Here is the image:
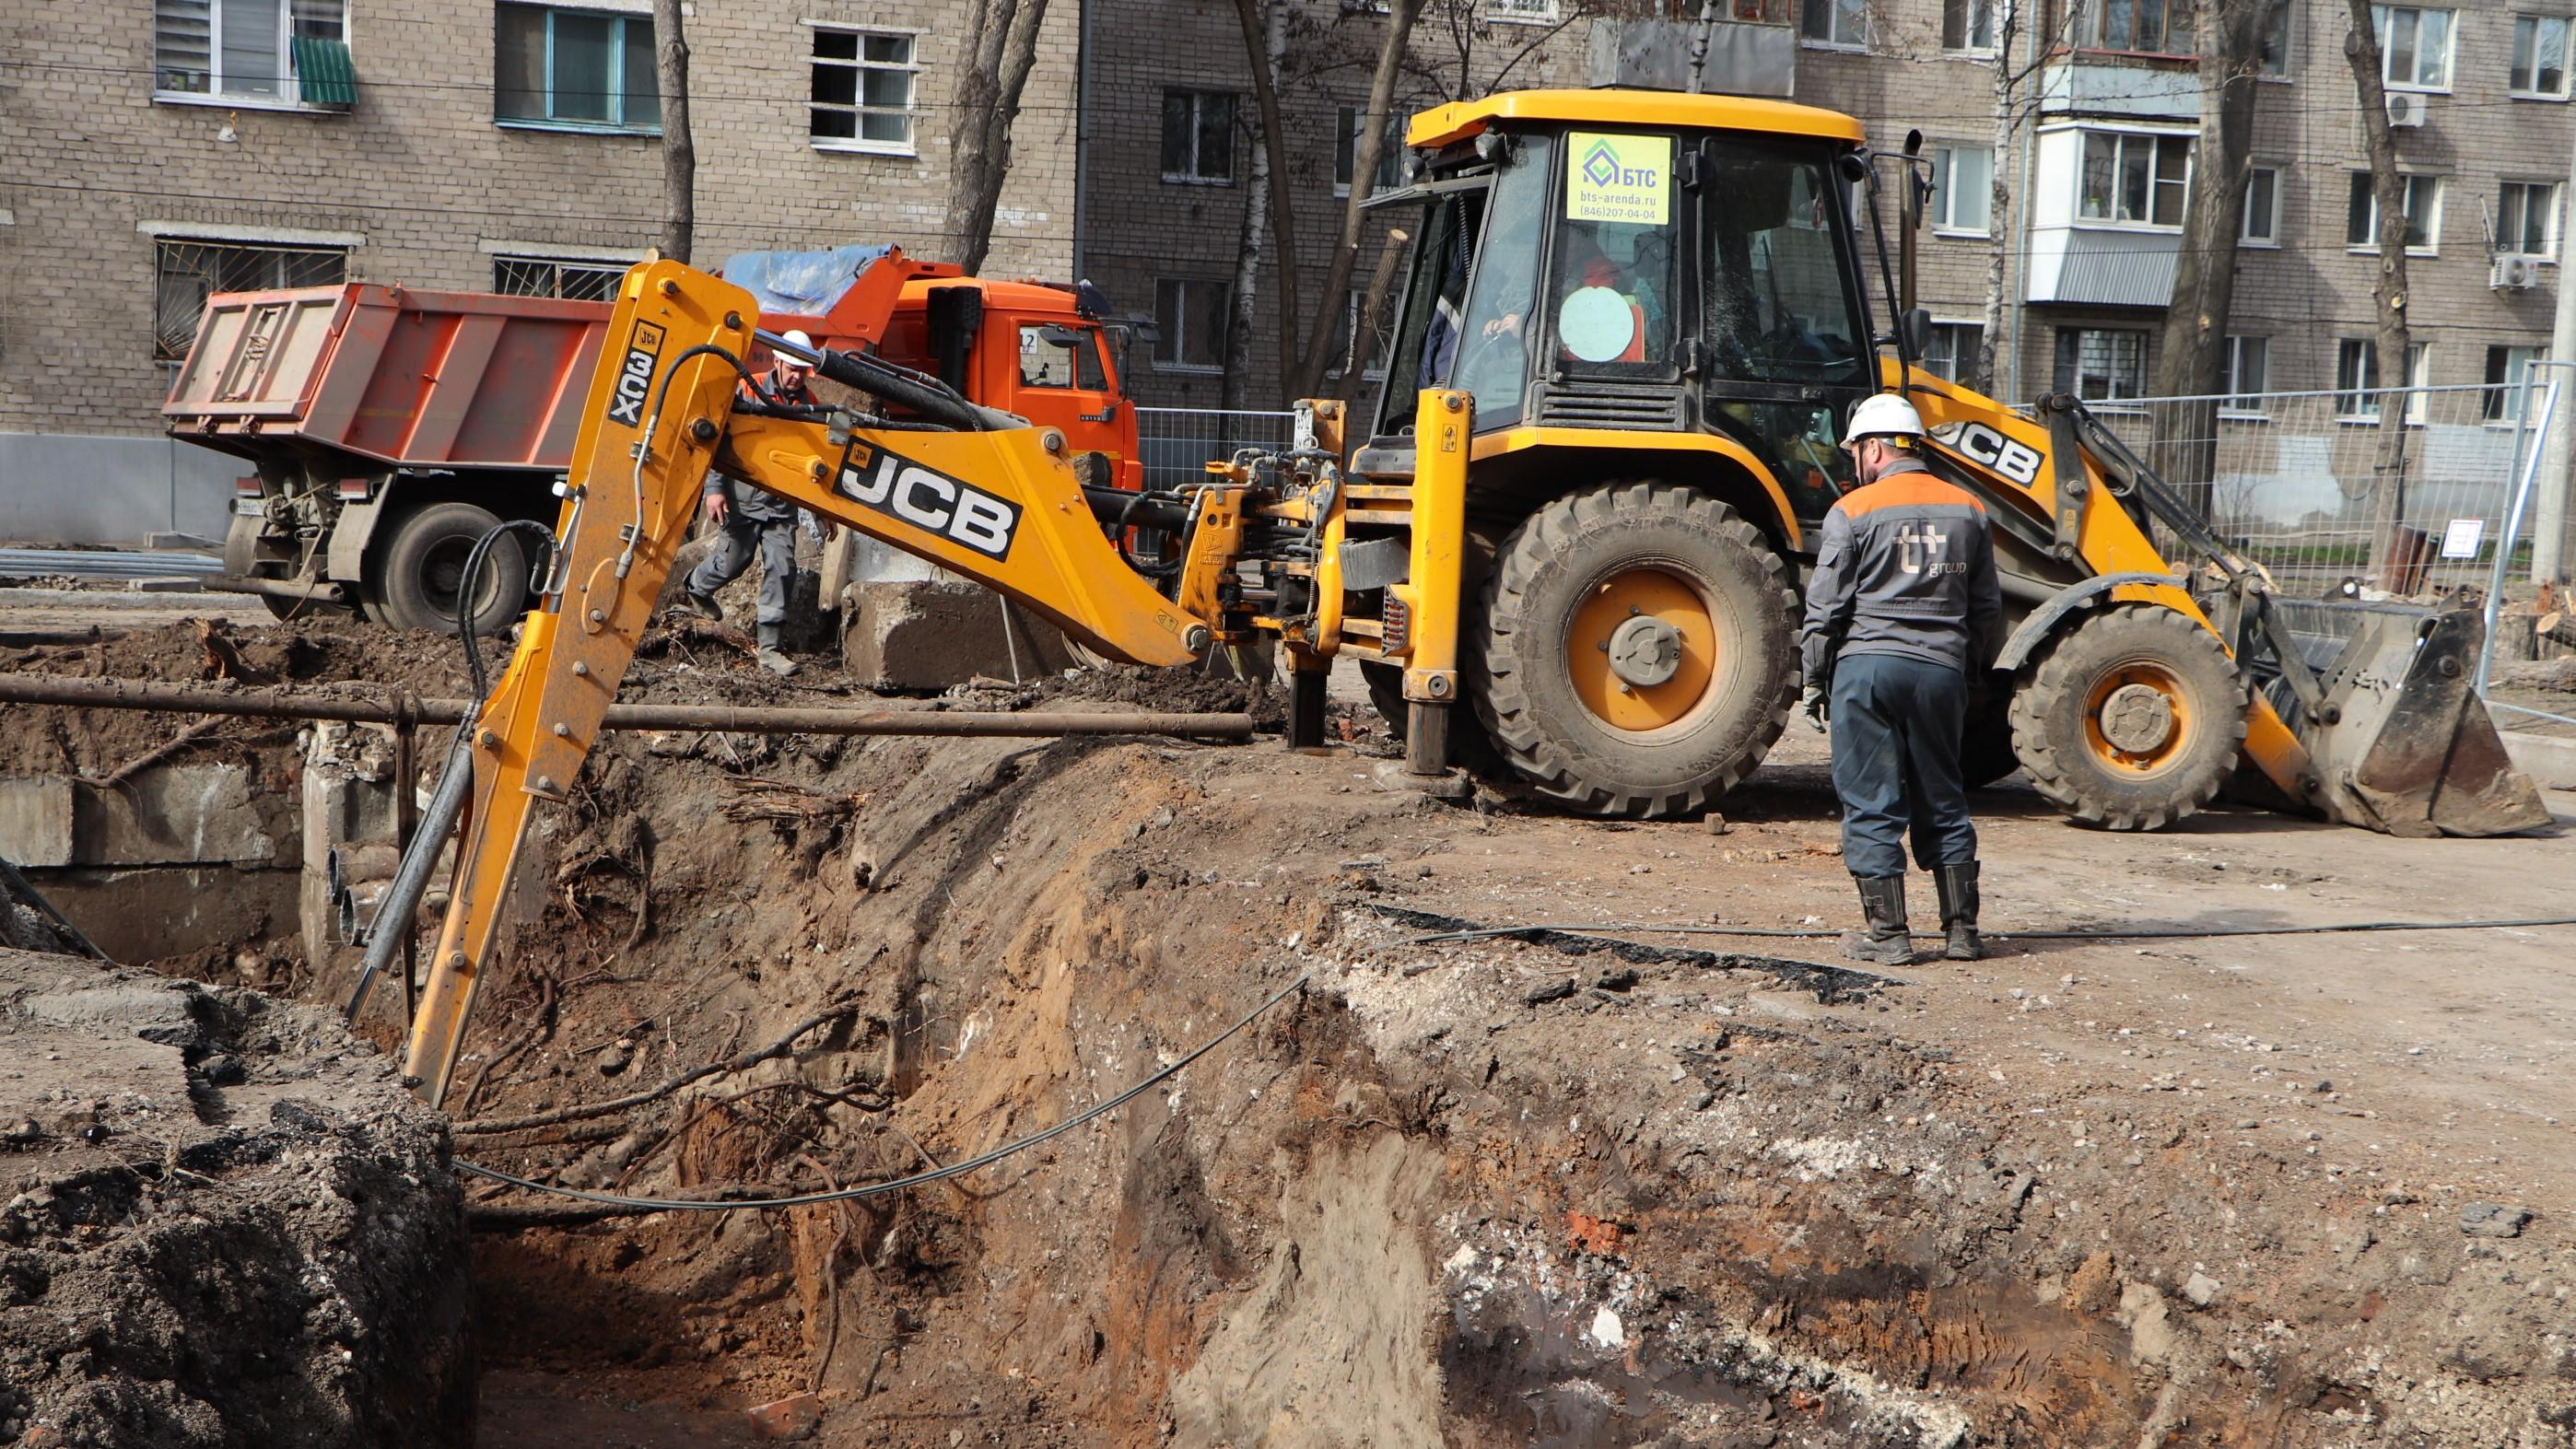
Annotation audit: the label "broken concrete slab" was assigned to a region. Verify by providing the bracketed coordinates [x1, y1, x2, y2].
[0, 777, 74, 868]
[838, 578, 1077, 690]
[74, 764, 279, 866]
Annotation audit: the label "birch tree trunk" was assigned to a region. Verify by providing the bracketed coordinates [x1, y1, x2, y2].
[652, 0, 693, 263]
[1230, 0, 1300, 401]
[943, 0, 1054, 277]
[1221, 103, 1271, 409]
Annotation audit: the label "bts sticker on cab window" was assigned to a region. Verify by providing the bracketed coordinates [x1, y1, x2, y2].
[1566, 133, 1671, 227]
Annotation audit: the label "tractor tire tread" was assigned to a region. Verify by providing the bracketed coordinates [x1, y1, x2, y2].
[2008, 602, 2248, 832]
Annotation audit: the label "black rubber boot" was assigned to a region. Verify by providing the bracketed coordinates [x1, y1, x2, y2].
[684, 589, 724, 622]
[1935, 861, 1983, 962]
[1839, 873, 1914, 965]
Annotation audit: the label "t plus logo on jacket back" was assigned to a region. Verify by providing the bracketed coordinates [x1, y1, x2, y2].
[1898, 521, 1966, 577]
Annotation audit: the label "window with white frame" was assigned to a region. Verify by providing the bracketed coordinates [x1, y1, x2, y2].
[2241, 165, 2281, 244]
[2373, 6, 2454, 89]
[2512, 16, 2570, 98]
[496, 4, 659, 132]
[2259, 0, 2293, 75]
[1161, 90, 1235, 184]
[2219, 335, 2269, 413]
[2052, 327, 2149, 403]
[2335, 337, 2430, 421]
[1335, 107, 1405, 198]
[155, 0, 347, 104]
[811, 28, 918, 151]
[2498, 181, 2561, 256]
[1485, 0, 1562, 21]
[1799, 0, 1868, 48]
[2094, 0, 2193, 53]
[1153, 278, 1230, 371]
[2078, 132, 2191, 228]
[1931, 145, 1993, 234]
[153, 239, 345, 361]
[2345, 172, 2441, 252]
[1942, 0, 2000, 52]
[493, 255, 627, 300]
[2486, 345, 2545, 421]
[1923, 321, 1985, 382]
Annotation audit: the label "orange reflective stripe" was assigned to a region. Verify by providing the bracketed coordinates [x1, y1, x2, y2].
[1831, 473, 1985, 519]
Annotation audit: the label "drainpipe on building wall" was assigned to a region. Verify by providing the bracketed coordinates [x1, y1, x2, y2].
[1071, 0, 1095, 281]
[2535, 132, 2576, 584]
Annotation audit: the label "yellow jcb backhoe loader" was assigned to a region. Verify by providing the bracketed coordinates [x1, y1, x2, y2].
[361, 88, 2543, 1105]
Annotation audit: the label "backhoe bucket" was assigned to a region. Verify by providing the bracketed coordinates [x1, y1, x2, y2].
[2261, 599, 2550, 838]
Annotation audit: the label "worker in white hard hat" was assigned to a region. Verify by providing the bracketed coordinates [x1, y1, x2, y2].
[1797, 392, 2003, 965]
[685, 330, 825, 675]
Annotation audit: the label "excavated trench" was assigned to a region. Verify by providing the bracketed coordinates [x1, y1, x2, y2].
[4, 621, 2569, 1446]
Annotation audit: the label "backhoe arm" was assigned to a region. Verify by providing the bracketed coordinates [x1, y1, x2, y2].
[400, 259, 1207, 1104]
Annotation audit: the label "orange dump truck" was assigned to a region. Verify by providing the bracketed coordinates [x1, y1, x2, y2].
[165, 249, 1142, 632]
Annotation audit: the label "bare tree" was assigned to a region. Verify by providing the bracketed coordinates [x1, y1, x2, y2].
[1230, 0, 1301, 398]
[2340, 0, 2418, 586]
[1973, 0, 2080, 396]
[651, 0, 692, 263]
[943, 0, 1054, 276]
[2148, 0, 2274, 515]
[1283, 0, 1431, 401]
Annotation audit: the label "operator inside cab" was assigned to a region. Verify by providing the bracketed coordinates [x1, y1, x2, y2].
[1798, 393, 2003, 966]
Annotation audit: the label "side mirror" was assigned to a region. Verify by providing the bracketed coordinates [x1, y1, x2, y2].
[1902, 307, 1934, 360]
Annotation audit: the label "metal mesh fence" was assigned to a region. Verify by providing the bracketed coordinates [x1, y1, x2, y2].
[1133, 407, 1297, 489]
[2101, 384, 2542, 595]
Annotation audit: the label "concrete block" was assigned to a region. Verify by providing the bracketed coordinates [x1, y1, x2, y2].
[2500, 730, 2576, 791]
[74, 765, 280, 867]
[837, 579, 1079, 690]
[34, 865, 300, 964]
[0, 777, 76, 868]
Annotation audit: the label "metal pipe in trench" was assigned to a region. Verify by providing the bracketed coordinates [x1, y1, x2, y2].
[0, 674, 1258, 740]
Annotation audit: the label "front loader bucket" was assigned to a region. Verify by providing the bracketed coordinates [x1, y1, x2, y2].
[2259, 599, 2551, 838]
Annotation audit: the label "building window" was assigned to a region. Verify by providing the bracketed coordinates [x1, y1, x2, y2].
[1799, 0, 1868, 48]
[1161, 90, 1236, 184]
[2373, 6, 2454, 90]
[2259, 0, 2293, 76]
[2219, 335, 2269, 414]
[1336, 107, 1405, 198]
[2487, 345, 2546, 420]
[2512, 16, 2570, 98]
[2345, 172, 2441, 252]
[153, 240, 345, 361]
[810, 28, 918, 152]
[2241, 165, 2281, 244]
[2053, 327, 2149, 403]
[496, 4, 659, 132]
[1485, 0, 1562, 21]
[154, 0, 348, 105]
[1153, 278, 1230, 371]
[2336, 338, 2430, 421]
[1931, 145, 1994, 234]
[2499, 181, 2561, 257]
[493, 255, 627, 300]
[2095, 0, 2193, 54]
[1942, 0, 2000, 52]
[1923, 321, 1985, 382]
[2078, 132, 2191, 228]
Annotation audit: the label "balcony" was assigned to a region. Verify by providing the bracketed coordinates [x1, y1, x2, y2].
[2038, 57, 2200, 122]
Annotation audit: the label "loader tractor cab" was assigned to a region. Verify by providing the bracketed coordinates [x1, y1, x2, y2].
[1352, 91, 1898, 814]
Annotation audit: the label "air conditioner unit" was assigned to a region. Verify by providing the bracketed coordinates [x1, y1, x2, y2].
[2386, 91, 2429, 128]
[2491, 256, 2541, 290]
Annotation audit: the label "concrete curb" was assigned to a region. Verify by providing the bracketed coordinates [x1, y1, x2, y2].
[2501, 730, 2576, 790]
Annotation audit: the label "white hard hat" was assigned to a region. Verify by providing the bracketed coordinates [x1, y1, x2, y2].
[1841, 392, 1926, 448]
[777, 329, 815, 364]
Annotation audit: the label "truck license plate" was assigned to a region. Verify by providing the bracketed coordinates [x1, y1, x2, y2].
[234, 499, 266, 519]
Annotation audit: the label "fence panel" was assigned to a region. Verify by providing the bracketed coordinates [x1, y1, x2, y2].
[1134, 407, 1297, 489]
[2102, 384, 2538, 595]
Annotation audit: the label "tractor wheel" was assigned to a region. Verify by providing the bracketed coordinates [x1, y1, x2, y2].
[363, 501, 527, 636]
[1468, 482, 1797, 817]
[2008, 603, 2248, 830]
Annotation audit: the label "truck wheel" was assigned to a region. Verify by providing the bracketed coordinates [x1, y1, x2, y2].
[2008, 603, 2247, 830]
[1469, 482, 1797, 818]
[367, 501, 527, 635]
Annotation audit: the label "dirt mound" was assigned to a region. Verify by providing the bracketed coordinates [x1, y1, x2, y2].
[0, 948, 471, 1447]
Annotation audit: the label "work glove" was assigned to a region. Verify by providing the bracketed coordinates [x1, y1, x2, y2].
[1803, 685, 1829, 732]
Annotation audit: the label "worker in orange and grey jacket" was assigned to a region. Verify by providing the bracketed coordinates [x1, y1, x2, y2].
[1798, 392, 2004, 966]
[684, 330, 828, 676]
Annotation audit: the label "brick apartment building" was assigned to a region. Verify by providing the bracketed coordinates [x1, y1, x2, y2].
[0, 0, 1081, 542]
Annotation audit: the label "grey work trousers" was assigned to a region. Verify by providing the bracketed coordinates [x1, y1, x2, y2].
[687, 515, 796, 626]
[1827, 651, 1978, 879]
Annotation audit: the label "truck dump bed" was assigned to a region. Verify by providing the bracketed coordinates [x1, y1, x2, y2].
[162, 284, 606, 472]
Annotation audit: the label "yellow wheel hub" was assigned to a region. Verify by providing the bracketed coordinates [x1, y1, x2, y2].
[2083, 661, 2193, 775]
[1568, 567, 1717, 733]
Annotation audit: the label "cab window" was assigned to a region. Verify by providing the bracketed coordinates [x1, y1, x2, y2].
[1700, 138, 1871, 388]
[1545, 131, 1680, 374]
[1018, 324, 1106, 390]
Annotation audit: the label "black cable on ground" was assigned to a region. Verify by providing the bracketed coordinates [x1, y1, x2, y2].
[1390, 915, 2576, 948]
[457, 974, 1307, 1212]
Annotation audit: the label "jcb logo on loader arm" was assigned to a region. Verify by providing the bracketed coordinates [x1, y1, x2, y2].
[836, 444, 1023, 560]
[1932, 421, 2043, 488]
[603, 320, 667, 429]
